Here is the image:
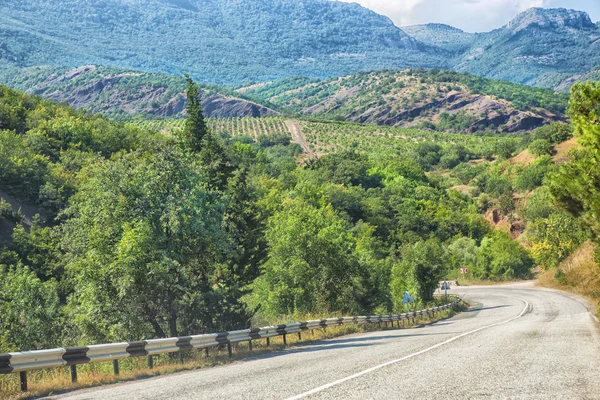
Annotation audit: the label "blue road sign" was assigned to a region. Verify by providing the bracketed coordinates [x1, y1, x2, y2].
[402, 291, 414, 304]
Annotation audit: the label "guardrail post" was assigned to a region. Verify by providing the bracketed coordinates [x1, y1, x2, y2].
[19, 371, 27, 392]
[147, 355, 154, 369]
[205, 347, 209, 358]
[266, 337, 270, 346]
[283, 334, 287, 345]
[248, 340, 253, 351]
[178, 350, 184, 364]
[70, 365, 78, 383]
[297, 332, 302, 341]
[227, 343, 233, 358]
[113, 360, 119, 376]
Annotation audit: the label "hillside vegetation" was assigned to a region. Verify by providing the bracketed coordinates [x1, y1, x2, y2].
[241, 69, 567, 132]
[0, 80, 542, 357]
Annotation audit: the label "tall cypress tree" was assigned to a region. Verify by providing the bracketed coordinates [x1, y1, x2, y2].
[183, 74, 208, 152]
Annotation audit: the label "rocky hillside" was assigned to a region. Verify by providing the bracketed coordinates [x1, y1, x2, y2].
[2, 65, 277, 119]
[241, 69, 566, 133]
[2, 64, 567, 132]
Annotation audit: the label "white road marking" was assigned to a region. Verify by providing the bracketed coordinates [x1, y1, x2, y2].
[284, 299, 530, 400]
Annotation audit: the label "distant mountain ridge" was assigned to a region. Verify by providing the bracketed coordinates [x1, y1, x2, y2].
[452, 8, 600, 88]
[0, 1, 598, 89]
[0, 0, 440, 84]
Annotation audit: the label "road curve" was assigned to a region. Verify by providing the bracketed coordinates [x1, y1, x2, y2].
[50, 283, 600, 400]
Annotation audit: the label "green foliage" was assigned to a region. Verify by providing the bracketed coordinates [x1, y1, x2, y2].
[0, 264, 62, 351]
[451, 162, 483, 185]
[0, 84, 156, 205]
[474, 231, 533, 280]
[528, 139, 554, 157]
[251, 200, 365, 317]
[182, 75, 209, 152]
[63, 149, 228, 342]
[529, 213, 588, 270]
[549, 82, 600, 237]
[447, 237, 478, 273]
[391, 239, 447, 304]
[513, 156, 553, 192]
[436, 112, 478, 133]
[0, 130, 49, 200]
[532, 123, 573, 144]
[523, 188, 589, 270]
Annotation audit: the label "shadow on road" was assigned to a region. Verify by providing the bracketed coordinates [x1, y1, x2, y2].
[245, 331, 462, 362]
[463, 305, 510, 313]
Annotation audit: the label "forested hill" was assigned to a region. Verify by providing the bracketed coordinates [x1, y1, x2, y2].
[1, 1, 599, 88]
[0, 0, 443, 84]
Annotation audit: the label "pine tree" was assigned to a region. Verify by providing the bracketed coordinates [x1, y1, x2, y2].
[183, 74, 208, 152]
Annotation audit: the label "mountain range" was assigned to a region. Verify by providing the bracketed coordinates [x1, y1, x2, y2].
[1, 0, 599, 89]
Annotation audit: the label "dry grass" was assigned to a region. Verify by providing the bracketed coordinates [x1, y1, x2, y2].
[553, 137, 579, 164]
[537, 241, 600, 315]
[0, 306, 461, 400]
[512, 148, 535, 166]
[448, 277, 526, 286]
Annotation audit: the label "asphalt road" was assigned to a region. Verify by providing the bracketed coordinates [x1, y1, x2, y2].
[50, 282, 600, 400]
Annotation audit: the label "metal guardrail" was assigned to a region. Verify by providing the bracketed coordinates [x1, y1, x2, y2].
[0, 297, 461, 392]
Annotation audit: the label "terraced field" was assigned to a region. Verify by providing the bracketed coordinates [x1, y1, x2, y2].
[300, 120, 524, 157]
[132, 117, 290, 139]
[131, 117, 524, 162]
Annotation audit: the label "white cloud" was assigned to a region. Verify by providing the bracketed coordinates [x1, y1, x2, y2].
[338, 0, 600, 32]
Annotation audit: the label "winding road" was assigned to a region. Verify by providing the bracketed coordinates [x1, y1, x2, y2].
[50, 282, 600, 399]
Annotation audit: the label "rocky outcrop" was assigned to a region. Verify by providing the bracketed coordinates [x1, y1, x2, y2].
[202, 95, 277, 118]
[338, 91, 563, 133]
[26, 67, 278, 119]
[507, 8, 596, 34]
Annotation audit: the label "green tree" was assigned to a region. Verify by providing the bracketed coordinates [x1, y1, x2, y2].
[392, 239, 447, 304]
[63, 148, 227, 342]
[549, 82, 600, 238]
[0, 264, 62, 352]
[182, 75, 208, 153]
[475, 231, 533, 280]
[251, 200, 363, 317]
[528, 139, 554, 157]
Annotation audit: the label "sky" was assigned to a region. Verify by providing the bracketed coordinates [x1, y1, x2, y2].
[339, 0, 600, 32]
